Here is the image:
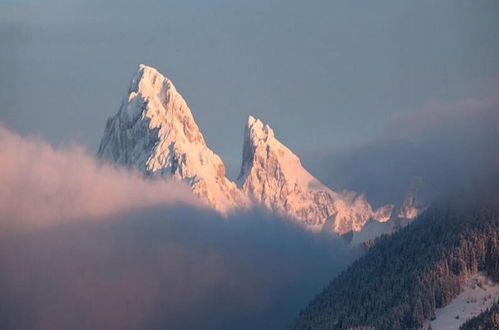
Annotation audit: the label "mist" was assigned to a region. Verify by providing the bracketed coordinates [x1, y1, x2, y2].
[303, 83, 499, 208]
[0, 125, 201, 227]
[0, 125, 358, 330]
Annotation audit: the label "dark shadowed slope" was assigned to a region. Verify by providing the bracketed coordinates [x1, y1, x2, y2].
[290, 202, 499, 330]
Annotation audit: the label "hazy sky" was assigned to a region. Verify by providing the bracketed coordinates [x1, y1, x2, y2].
[1, 0, 499, 175]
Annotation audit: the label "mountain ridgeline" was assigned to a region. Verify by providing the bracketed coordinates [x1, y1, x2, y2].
[290, 202, 499, 329]
[98, 64, 415, 234]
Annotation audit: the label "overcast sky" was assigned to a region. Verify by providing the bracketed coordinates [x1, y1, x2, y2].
[1, 0, 499, 176]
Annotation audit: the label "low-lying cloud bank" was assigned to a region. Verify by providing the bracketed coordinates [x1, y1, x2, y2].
[0, 126, 358, 330]
[0, 125, 200, 227]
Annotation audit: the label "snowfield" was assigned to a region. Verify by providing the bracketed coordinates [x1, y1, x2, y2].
[425, 272, 499, 330]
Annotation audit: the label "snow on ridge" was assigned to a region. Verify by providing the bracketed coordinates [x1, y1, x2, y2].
[99, 65, 396, 234]
[238, 115, 394, 234]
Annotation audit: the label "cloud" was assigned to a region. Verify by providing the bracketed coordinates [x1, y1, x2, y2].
[0, 125, 358, 330]
[384, 83, 499, 143]
[0, 125, 201, 228]
[303, 84, 499, 206]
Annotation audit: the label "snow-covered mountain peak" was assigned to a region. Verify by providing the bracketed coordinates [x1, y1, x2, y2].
[246, 115, 275, 142]
[238, 116, 393, 233]
[128, 64, 182, 111]
[239, 115, 311, 186]
[98, 65, 247, 213]
[119, 64, 205, 147]
[98, 65, 394, 233]
[131, 64, 176, 96]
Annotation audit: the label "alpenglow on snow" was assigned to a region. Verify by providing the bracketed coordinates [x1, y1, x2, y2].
[98, 64, 394, 234]
[97, 64, 248, 213]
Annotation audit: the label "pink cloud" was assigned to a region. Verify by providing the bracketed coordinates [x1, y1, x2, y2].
[0, 125, 202, 228]
[384, 84, 499, 141]
[0, 125, 359, 330]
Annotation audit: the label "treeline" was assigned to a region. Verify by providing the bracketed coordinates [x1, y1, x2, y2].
[459, 300, 499, 330]
[290, 204, 499, 329]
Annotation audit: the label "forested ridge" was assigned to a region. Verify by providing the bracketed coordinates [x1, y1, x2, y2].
[290, 203, 499, 330]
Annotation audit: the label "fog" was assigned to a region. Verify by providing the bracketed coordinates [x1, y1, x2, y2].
[303, 83, 499, 208]
[0, 125, 202, 228]
[0, 126, 358, 330]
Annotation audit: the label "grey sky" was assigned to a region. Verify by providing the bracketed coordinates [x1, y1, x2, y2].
[1, 0, 499, 176]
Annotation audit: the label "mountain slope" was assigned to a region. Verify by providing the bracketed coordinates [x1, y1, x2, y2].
[425, 272, 499, 330]
[290, 203, 499, 329]
[98, 64, 247, 212]
[459, 300, 499, 330]
[237, 116, 393, 234]
[98, 64, 395, 234]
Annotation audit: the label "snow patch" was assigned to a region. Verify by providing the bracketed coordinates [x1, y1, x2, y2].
[425, 272, 499, 330]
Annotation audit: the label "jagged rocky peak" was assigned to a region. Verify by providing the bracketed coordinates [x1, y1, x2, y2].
[98, 64, 248, 212]
[98, 64, 396, 233]
[237, 115, 393, 234]
[238, 115, 302, 184]
[239, 115, 274, 179]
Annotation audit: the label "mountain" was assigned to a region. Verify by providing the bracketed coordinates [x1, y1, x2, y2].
[98, 64, 394, 233]
[98, 64, 248, 213]
[290, 203, 499, 329]
[237, 116, 393, 234]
